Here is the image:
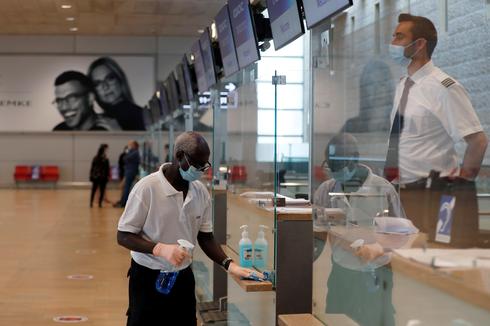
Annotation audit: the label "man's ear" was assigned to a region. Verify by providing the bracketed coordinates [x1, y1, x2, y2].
[175, 150, 184, 161]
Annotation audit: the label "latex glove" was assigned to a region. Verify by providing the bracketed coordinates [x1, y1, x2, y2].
[354, 243, 385, 262]
[152, 243, 190, 267]
[228, 262, 264, 279]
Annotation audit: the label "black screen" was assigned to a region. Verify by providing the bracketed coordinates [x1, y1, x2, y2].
[165, 72, 180, 112]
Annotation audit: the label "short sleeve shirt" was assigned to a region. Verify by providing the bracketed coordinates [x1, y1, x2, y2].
[117, 163, 213, 271]
[390, 61, 483, 184]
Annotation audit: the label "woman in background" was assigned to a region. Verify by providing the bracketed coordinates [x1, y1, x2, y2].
[88, 57, 145, 131]
[90, 144, 110, 208]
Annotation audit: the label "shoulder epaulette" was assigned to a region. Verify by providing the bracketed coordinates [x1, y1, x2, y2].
[441, 77, 455, 88]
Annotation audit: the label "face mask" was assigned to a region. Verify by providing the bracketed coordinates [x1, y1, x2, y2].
[389, 39, 420, 66]
[179, 155, 204, 182]
[331, 166, 356, 183]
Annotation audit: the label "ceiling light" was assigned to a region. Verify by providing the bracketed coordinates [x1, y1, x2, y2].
[66, 17, 75, 21]
[61, 5, 72, 9]
[197, 29, 204, 34]
[69, 27, 78, 32]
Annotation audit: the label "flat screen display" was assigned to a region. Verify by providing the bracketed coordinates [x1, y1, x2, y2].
[165, 72, 180, 112]
[158, 83, 171, 118]
[175, 63, 188, 104]
[302, 0, 353, 29]
[215, 5, 240, 77]
[191, 40, 208, 93]
[149, 96, 161, 124]
[200, 28, 217, 89]
[142, 106, 152, 129]
[182, 54, 196, 101]
[228, 0, 260, 70]
[266, 0, 304, 50]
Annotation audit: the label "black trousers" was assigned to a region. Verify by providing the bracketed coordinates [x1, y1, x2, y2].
[90, 179, 107, 206]
[126, 259, 197, 326]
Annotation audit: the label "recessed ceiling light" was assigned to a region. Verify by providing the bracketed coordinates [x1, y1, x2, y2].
[61, 5, 72, 9]
[66, 17, 75, 21]
[69, 27, 78, 32]
[197, 29, 204, 34]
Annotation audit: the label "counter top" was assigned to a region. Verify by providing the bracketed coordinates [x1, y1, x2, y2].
[221, 245, 273, 292]
[228, 192, 312, 221]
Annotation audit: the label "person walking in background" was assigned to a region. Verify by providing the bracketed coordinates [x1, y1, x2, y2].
[118, 145, 128, 182]
[114, 140, 140, 208]
[90, 144, 110, 208]
[88, 57, 146, 131]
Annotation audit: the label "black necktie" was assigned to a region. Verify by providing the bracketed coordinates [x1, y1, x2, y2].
[384, 77, 414, 181]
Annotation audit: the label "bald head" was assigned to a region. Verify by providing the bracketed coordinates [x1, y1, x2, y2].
[174, 131, 210, 161]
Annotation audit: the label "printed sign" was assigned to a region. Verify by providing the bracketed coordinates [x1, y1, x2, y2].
[435, 195, 456, 243]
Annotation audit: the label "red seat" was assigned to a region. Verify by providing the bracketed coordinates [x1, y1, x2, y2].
[228, 165, 247, 184]
[40, 166, 59, 182]
[14, 166, 32, 181]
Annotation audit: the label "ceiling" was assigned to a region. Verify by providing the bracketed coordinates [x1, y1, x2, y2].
[0, 0, 227, 36]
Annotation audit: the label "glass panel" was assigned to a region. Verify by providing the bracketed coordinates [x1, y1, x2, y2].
[257, 83, 304, 109]
[311, 1, 490, 326]
[258, 109, 303, 136]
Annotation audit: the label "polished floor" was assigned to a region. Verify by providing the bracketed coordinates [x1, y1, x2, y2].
[0, 189, 130, 325]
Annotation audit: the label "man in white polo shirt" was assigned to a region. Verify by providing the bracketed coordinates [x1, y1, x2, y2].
[386, 13, 488, 185]
[117, 131, 254, 325]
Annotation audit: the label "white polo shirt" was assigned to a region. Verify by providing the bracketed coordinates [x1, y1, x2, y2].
[390, 60, 483, 184]
[118, 163, 213, 271]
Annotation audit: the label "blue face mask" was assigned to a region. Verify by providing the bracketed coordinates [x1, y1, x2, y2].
[179, 154, 204, 182]
[389, 39, 420, 66]
[331, 166, 356, 183]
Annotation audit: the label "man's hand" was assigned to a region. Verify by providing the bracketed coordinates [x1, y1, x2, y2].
[227, 262, 264, 279]
[354, 243, 385, 262]
[152, 243, 190, 267]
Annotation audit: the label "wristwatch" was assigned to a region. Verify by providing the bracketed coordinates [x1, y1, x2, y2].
[221, 257, 233, 271]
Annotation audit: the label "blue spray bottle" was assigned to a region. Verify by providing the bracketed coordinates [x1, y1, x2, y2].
[253, 225, 268, 269]
[239, 225, 253, 268]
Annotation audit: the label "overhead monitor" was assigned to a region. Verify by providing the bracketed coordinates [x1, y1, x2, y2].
[149, 96, 161, 124]
[182, 54, 197, 101]
[302, 0, 353, 29]
[142, 106, 152, 129]
[215, 5, 240, 77]
[191, 40, 208, 93]
[199, 27, 217, 89]
[158, 83, 171, 118]
[165, 72, 180, 112]
[228, 0, 260, 70]
[175, 63, 189, 104]
[266, 0, 305, 50]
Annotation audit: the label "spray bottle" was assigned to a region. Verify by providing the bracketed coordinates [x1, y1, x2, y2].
[253, 225, 269, 269]
[239, 225, 253, 268]
[155, 239, 195, 295]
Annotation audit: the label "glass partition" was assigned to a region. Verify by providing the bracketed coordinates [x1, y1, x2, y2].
[210, 33, 311, 324]
[311, 1, 490, 325]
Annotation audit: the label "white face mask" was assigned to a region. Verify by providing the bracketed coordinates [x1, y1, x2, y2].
[389, 39, 420, 66]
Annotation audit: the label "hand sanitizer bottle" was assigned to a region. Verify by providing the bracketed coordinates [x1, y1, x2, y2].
[239, 225, 253, 268]
[155, 239, 194, 295]
[254, 225, 268, 269]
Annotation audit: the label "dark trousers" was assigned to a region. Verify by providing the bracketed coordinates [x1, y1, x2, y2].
[120, 172, 137, 206]
[126, 259, 197, 326]
[90, 179, 107, 207]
